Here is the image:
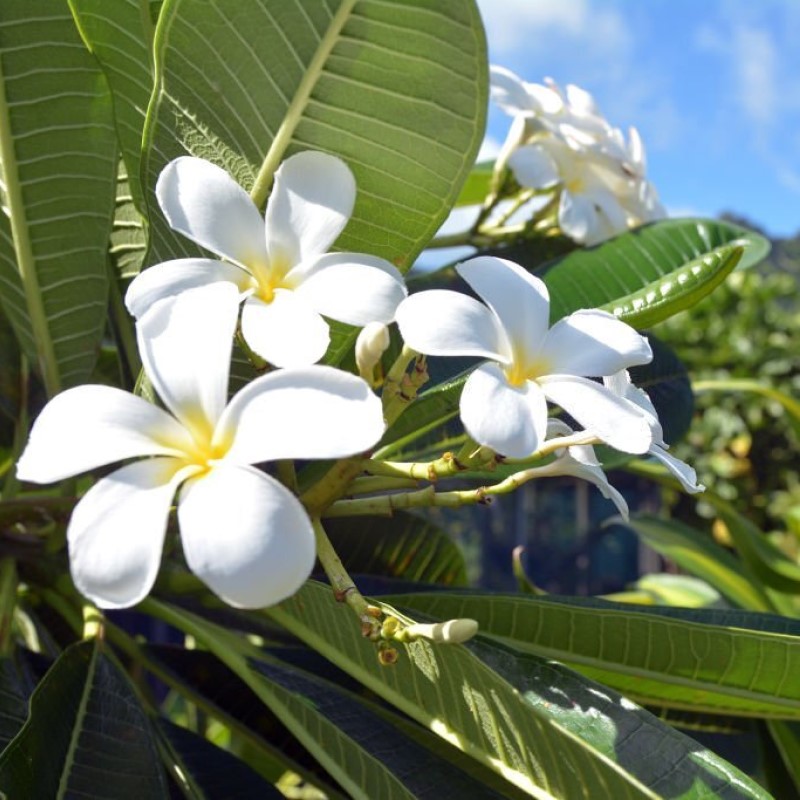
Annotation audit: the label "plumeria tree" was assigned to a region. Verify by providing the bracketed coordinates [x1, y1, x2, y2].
[0, 1, 797, 798]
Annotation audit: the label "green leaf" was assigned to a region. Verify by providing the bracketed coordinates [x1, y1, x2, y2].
[0, 653, 40, 750]
[376, 368, 470, 460]
[110, 161, 147, 279]
[393, 591, 800, 720]
[624, 514, 774, 612]
[630, 334, 693, 445]
[145, 644, 348, 799]
[455, 160, 492, 207]
[703, 492, 800, 595]
[325, 511, 469, 586]
[0, 0, 117, 395]
[248, 654, 513, 800]
[157, 719, 285, 799]
[143, 0, 487, 272]
[263, 583, 770, 799]
[767, 720, 800, 796]
[68, 0, 156, 214]
[620, 574, 723, 608]
[542, 218, 770, 326]
[0, 640, 169, 798]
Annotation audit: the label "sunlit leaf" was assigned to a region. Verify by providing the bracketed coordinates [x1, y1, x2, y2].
[142, 0, 487, 272]
[266, 581, 767, 798]
[394, 591, 800, 720]
[542, 218, 770, 326]
[624, 514, 774, 612]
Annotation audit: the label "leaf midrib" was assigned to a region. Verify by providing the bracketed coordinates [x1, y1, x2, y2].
[56, 644, 97, 799]
[247, 0, 359, 206]
[0, 50, 60, 396]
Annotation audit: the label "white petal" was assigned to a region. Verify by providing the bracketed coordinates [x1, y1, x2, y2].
[540, 375, 652, 454]
[558, 191, 595, 243]
[218, 365, 384, 464]
[541, 310, 652, 376]
[650, 446, 705, 494]
[489, 65, 533, 116]
[603, 370, 664, 444]
[156, 157, 267, 267]
[508, 145, 560, 189]
[125, 258, 251, 319]
[68, 458, 187, 609]
[395, 290, 508, 361]
[178, 465, 315, 608]
[460, 363, 548, 458]
[17, 386, 192, 484]
[240, 292, 329, 367]
[264, 151, 355, 267]
[291, 253, 407, 325]
[566, 460, 629, 520]
[456, 257, 550, 369]
[137, 282, 239, 436]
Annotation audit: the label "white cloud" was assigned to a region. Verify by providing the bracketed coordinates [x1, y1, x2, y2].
[696, 22, 778, 130]
[477, 135, 502, 162]
[476, 0, 630, 61]
[476, 0, 589, 56]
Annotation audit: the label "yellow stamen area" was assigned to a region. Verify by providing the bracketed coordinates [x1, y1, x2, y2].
[164, 407, 234, 475]
[504, 356, 551, 388]
[249, 253, 293, 305]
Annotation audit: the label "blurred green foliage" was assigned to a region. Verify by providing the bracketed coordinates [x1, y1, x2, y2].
[656, 218, 799, 536]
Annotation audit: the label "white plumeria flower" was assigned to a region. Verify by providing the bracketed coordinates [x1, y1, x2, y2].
[395, 256, 654, 459]
[489, 65, 665, 245]
[126, 151, 407, 367]
[508, 139, 631, 245]
[533, 420, 629, 519]
[17, 283, 385, 610]
[604, 370, 704, 494]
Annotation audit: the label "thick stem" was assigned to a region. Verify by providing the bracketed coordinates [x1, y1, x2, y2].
[0, 558, 17, 656]
[312, 518, 378, 636]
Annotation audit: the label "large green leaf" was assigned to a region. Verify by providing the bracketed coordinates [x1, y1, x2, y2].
[704, 493, 800, 595]
[624, 514, 774, 612]
[69, 0, 155, 214]
[142, 0, 487, 272]
[144, 644, 349, 799]
[542, 218, 770, 326]
[263, 582, 767, 798]
[393, 591, 800, 720]
[248, 655, 511, 800]
[325, 511, 469, 586]
[0, 640, 169, 798]
[0, 0, 117, 395]
[157, 719, 285, 799]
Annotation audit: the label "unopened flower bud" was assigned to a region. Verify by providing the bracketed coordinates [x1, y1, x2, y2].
[397, 618, 479, 645]
[356, 322, 391, 385]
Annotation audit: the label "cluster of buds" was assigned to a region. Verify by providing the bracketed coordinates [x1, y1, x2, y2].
[490, 65, 665, 245]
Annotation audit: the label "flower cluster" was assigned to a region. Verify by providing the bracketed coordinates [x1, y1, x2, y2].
[17, 149, 699, 612]
[490, 66, 665, 245]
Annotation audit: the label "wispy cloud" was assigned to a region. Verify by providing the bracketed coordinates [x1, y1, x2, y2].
[696, 22, 778, 130]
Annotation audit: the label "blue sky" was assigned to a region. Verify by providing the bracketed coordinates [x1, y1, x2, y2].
[475, 0, 800, 238]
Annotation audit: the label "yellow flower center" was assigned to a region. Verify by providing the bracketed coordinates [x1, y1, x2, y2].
[248, 253, 293, 304]
[504, 356, 550, 388]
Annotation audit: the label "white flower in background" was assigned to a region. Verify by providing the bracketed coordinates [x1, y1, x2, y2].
[126, 151, 407, 367]
[489, 65, 665, 245]
[604, 370, 704, 494]
[17, 283, 385, 610]
[533, 420, 630, 519]
[395, 256, 654, 459]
